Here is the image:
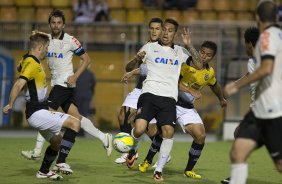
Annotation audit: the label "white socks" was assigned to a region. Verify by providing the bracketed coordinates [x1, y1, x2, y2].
[81, 116, 107, 146]
[155, 138, 174, 173]
[35, 132, 45, 154]
[230, 163, 248, 184]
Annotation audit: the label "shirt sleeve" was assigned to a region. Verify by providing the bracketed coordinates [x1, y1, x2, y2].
[70, 36, 85, 56]
[19, 58, 34, 81]
[260, 30, 277, 58]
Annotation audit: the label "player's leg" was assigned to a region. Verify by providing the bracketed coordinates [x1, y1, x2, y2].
[176, 106, 204, 179]
[229, 111, 259, 184]
[66, 103, 113, 156]
[153, 96, 176, 182]
[21, 132, 45, 160]
[183, 123, 205, 179]
[115, 106, 137, 164]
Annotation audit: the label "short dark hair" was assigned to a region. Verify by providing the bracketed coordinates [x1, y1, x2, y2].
[48, 9, 65, 24]
[29, 32, 49, 49]
[164, 18, 179, 32]
[201, 41, 217, 57]
[244, 27, 260, 47]
[148, 17, 163, 27]
[256, 1, 277, 22]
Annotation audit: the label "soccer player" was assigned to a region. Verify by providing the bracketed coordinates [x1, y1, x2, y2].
[125, 18, 203, 182]
[115, 17, 163, 164]
[3, 32, 80, 179]
[224, 1, 282, 184]
[221, 27, 260, 184]
[21, 9, 112, 160]
[138, 40, 227, 179]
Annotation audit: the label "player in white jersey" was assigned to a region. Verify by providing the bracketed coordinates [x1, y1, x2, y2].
[3, 32, 81, 179]
[125, 18, 203, 182]
[224, 2, 282, 184]
[221, 27, 260, 184]
[21, 9, 112, 161]
[115, 17, 163, 164]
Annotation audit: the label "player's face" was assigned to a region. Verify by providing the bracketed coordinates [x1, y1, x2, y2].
[161, 22, 176, 46]
[148, 22, 162, 42]
[49, 16, 64, 36]
[199, 47, 214, 64]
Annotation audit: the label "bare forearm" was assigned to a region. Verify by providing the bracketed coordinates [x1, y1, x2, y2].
[211, 83, 225, 100]
[125, 58, 141, 72]
[185, 45, 202, 69]
[9, 80, 25, 106]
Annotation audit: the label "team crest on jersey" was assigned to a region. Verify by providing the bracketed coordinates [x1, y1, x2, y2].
[155, 57, 179, 65]
[204, 74, 209, 81]
[47, 52, 63, 58]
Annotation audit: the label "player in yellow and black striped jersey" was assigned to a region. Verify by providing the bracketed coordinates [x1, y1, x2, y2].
[3, 32, 81, 179]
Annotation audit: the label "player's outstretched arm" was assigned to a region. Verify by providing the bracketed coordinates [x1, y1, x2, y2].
[121, 68, 141, 84]
[181, 27, 202, 70]
[3, 78, 26, 114]
[210, 82, 227, 108]
[125, 51, 146, 72]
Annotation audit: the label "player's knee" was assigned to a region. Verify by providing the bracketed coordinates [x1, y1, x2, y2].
[194, 133, 206, 144]
[63, 116, 80, 132]
[117, 112, 124, 124]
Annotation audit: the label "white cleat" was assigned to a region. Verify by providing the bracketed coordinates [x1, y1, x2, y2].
[36, 171, 63, 180]
[104, 133, 113, 156]
[52, 163, 73, 175]
[152, 155, 171, 168]
[21, 149, 41, 160]
[115, 152, 138, 164]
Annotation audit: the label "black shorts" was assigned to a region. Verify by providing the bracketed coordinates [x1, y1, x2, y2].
[136, 93, 176, 128]
[236, 110, 282, 160]
[48, 85, 77, 113]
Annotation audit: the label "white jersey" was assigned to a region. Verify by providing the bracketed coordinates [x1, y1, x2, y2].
[140, 41, 189, 101]
[47, 32, 85, 87]
[247, 58, 257, 107]
[252, 26, 282, 119]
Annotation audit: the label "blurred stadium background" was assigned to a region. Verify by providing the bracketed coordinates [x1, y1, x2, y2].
[0, 0, 279, 139]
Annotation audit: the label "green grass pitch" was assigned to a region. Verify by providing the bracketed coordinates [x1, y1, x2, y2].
[0, 138, 281, 184]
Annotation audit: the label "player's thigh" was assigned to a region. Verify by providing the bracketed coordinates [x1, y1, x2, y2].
[155, 96, 176, 128]
[62, 116, 80, 132]
[28, 109, 69, 142]
[136, 93, 157, 122]
[176, 106, 203, 133]
[146, 123, 158, 137]
[231, 138, 257, 163]
[67, 103, 82, 120]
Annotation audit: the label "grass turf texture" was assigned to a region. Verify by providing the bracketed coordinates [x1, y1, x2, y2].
[0, 138, 281, 184]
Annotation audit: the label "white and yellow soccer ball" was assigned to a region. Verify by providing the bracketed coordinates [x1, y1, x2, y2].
[113, 132, 134, 153]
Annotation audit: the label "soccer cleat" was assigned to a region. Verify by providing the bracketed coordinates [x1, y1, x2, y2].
[52, 163, 73, 175]
[138, 159, 151, 172]
[104, 133, 113, 156]
[152, 155, 171, 168]
[153, 171, 164, 182]
[221, 177, 230, 184]
[184, 170, 202, 179]
[126, 150, 137, 169]
[21, 149, 41, 160]
[36, 171, 63, 180]
[115, 153, 128, 164]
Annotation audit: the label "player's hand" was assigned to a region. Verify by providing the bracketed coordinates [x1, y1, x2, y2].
[224, 82, 238, 97]
[66, 75, 77, 87]
[136, 51, 146, 61]
[3, 104, 12, 114]
[121, 72, 133, 84]
[219, 98, 227, 108]
[181, 27, 192, 47]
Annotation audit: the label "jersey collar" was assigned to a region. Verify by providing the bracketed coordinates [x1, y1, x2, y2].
[51, 31, 65, 40]
[157, 40, 175, 49]
[24, 54, 40, 64]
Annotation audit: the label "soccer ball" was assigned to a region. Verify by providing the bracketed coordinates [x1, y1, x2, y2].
[113, 132, 134, 153]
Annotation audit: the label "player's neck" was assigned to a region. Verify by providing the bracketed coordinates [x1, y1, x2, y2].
[52, 31, 63, 39]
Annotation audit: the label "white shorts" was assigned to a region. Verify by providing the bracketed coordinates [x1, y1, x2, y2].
[28, 109, 70, 141]
[122, 88, 141, 109]
[176, 105, 203, 133]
